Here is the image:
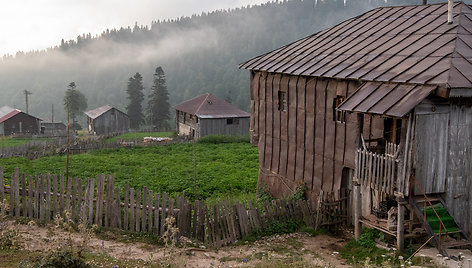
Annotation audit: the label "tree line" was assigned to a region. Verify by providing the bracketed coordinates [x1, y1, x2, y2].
[63, 66, 170, 131]
[0, 0, 430, 123]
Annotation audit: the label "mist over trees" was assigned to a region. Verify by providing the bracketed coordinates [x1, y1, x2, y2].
[126, 73, 145, 129]
[0, 0, 439, 124]
[147, 67, 171, 130]
[63, 82, 87, 130]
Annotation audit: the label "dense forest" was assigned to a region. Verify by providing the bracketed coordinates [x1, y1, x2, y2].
[0, 0, 450, 125]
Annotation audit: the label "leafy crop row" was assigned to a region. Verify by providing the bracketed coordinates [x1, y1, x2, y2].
[0, 142, 259, 201]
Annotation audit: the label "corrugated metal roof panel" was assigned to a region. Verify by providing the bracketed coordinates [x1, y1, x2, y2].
[84, 105, 113, 119]
[239, 2, 472, 90]
[0, 110, 21, 124]
[338, 82, 437, 117]
[173, 93, 250, 118]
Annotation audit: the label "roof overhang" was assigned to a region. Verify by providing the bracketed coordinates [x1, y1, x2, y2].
[337, 82, 438, 118]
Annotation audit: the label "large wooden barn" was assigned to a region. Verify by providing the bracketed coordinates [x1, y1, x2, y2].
[173, 93, 250, 139]
[240, 1, 472, 254]
[85, 105, 130, 136]
[0, 106, 41, 136]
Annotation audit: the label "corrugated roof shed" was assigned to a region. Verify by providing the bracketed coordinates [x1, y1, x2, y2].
[239, 2, 472, 89]
[85, 105, 128, 119]
[173, 93, 250, 118]
[0, 105, 42, 123]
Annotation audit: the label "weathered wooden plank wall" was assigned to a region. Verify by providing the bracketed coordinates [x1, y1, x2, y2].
[444, 103, 472, 236]
[0, 168, 349, 247]
[250, 72, 383, 200]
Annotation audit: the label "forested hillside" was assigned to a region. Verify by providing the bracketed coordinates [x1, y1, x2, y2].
[0, 0, 434, 124]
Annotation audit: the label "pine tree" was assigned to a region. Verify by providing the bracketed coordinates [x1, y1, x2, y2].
[126, 72, 145, 129]
[63, 82, 87, 130]
[147, 66, 170, 130]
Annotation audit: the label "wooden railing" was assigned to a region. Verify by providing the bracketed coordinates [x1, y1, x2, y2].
[0, 168, 349, 248]
[354, 148, 401, 195]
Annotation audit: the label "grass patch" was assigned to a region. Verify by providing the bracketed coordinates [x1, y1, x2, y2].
[340, 228, 388, 265]
[106, 131, 175, 143]
[198, 134, 250, 144]
[94, 227, 162, 245]
[0, 137, 50, 148]
[0, 142, 258, 201]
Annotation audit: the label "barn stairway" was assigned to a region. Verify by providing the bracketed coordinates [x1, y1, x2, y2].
[410, 194, 472, 257]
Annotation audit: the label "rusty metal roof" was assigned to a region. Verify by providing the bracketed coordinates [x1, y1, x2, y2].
[337, 82, 438, 117]
[173, 93, 250, 119]
[0, 105, 42, 123]
[85, 105, 127, 119]
[239, 2, 472, 89]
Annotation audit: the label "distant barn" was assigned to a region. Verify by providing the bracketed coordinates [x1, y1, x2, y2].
[40, 122, 67, 137]
[0, 106, 41, 136]
[84, 105, 129, 135]
[173, 93, 250, 139]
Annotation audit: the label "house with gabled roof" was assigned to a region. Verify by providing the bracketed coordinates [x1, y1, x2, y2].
[240, 1, 472, 254]
[0, 105, 42, 136]
[84, 105, 129, 135]
[173, 93, 250, 139]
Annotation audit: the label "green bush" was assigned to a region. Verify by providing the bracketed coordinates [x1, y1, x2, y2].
[197, 135, 250, 144]
[20, 249, 91, 268]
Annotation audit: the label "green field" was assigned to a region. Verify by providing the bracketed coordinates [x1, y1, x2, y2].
[0, 142, 259, 201]
[0, 137, 51, 148]
[105, 131, 175, 143]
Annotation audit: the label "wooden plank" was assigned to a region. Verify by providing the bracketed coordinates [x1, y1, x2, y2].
[77, 178, 82, 222]
[46, 175, 51, 221]
[39, 175, 44, 220]
[129, 188, 135, 231]
[192, 199, 198, 238]
[59, 175, 65, 217]
[114, 187, 121, 228]
[21, 173, 26, 217]
[34, 176, 39, 219]
[71, 177, 78, 221]
[105, 176, 114, 227]
[13, 169, 20, 217]
[135, 189, 141, 232]
[154, 193, 159, 234]
[52, 175, 58, 218]
[65, 177, 72, 216]
[28, 175, 33, 217]
[124, 184, 129, 230]
[148, 190, 153, 232]
[141, 187, 148, 232]
[95, 175, 105, 226]
[0, 168, 3, 202]
[88, 178, 94, 225]
[160, 192, 167, 235]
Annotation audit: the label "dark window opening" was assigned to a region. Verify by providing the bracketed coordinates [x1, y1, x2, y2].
[333, 96, 346, 123]
[196, 117, 199, 123]
[278, 91, 287, 112]
[384, 117, 402, 145]
[183, 113, 186, 124]
[227, 118, 233, 124]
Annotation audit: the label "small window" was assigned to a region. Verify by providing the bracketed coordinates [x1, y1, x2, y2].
[183, 113, 186, 123]
[196, 117, 199, 123]
[278, 91, 287, 112]
[227, 118, 233, 124]
[333, 96, 346, 123]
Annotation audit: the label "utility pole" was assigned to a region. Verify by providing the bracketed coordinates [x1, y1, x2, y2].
[51, 104, 54, 123]
[24, 90, 32, 114]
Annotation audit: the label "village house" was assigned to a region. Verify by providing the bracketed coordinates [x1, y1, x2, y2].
[173, 93, 250, 139]
[84, 105, 130, 135]
[0, 105, 42, 136]
[40, 122, 67, 137]
[240, 1, 472, 255]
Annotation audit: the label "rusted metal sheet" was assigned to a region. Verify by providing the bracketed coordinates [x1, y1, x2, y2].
[174, 93, 250, 119]
[338, 82, 437, 117]
[240, 2, 472, 89]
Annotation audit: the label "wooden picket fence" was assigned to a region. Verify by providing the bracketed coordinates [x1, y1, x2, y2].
[0, 168, 349, 247]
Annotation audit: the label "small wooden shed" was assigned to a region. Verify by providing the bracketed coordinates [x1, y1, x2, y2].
[0, 105, 42, 136]
[85, 105, 130, 135]
[240, 2, 472, 254]
[173, 93, 250, 139]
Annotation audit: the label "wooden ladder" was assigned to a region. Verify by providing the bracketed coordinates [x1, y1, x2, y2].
[410, 194, 472, 257]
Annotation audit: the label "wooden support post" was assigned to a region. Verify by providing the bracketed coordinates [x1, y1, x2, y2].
[397, 197, 407, 251]
[353, 181, 361, 240]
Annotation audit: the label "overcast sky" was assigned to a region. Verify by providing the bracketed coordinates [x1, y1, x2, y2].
[0, 0, 268, 57]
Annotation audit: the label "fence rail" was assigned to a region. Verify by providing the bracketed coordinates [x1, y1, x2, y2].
[0, 168, 349, 247]
[354, 148, 400, 195]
